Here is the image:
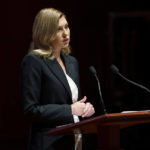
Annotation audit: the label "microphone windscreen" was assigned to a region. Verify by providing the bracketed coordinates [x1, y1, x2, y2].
[89, 66, 97, 75]
[110, 64, 120, 74]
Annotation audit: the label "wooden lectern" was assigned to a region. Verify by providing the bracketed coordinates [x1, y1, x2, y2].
[46, 111, 150, 150]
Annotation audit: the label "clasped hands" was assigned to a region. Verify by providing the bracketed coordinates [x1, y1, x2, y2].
[71, 96, 95, 118]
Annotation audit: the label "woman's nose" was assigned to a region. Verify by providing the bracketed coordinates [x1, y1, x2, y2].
[63, 29, 68, 36]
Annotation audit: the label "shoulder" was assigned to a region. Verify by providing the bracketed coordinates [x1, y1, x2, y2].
[22, 53, 42, 65]
[65, 55, 79, 64]
[21, 53, 44, 71]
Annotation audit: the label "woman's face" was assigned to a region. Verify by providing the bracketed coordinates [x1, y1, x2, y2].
[51, 16, 70, 51]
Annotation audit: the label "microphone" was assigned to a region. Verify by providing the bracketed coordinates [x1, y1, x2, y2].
[111, 64, 150, 94]
[89, 66, 107, 114]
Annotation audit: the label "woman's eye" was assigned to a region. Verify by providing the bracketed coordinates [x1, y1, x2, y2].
[57, 25, 69, 32]
[58, 27, 62, 31]
[65, 25, 69, 29]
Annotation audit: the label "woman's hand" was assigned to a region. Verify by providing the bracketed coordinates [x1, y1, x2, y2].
[71, 96, 95, 117]
[81, 102, 95, 118]
[71, 96, 87, 116]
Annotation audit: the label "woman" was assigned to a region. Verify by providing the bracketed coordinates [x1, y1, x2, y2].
[21, 8, 95, 150]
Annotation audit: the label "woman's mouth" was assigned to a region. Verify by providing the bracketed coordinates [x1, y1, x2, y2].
[63, 38, 69, 44]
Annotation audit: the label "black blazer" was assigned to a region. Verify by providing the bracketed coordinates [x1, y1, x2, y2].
[21, 53, 82, 150]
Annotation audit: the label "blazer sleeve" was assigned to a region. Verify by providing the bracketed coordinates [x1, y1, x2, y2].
[20, 54, 74, 125]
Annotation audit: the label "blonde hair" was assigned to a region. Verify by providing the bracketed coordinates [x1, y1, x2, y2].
[30, 8, 71, 59]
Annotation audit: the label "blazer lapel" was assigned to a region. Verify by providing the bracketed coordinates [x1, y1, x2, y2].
[44, 58, 72, 100]
[62, 55, 80, 94]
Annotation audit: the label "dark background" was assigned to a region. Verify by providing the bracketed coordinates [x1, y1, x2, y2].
[1, 0, 150, 149]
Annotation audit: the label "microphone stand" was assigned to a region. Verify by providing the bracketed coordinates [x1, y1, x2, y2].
[94, 74, 107, 114]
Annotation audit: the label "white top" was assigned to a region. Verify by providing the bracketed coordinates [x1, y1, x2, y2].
[65, 73, 82, 150]
[65, 73, 80, 123]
